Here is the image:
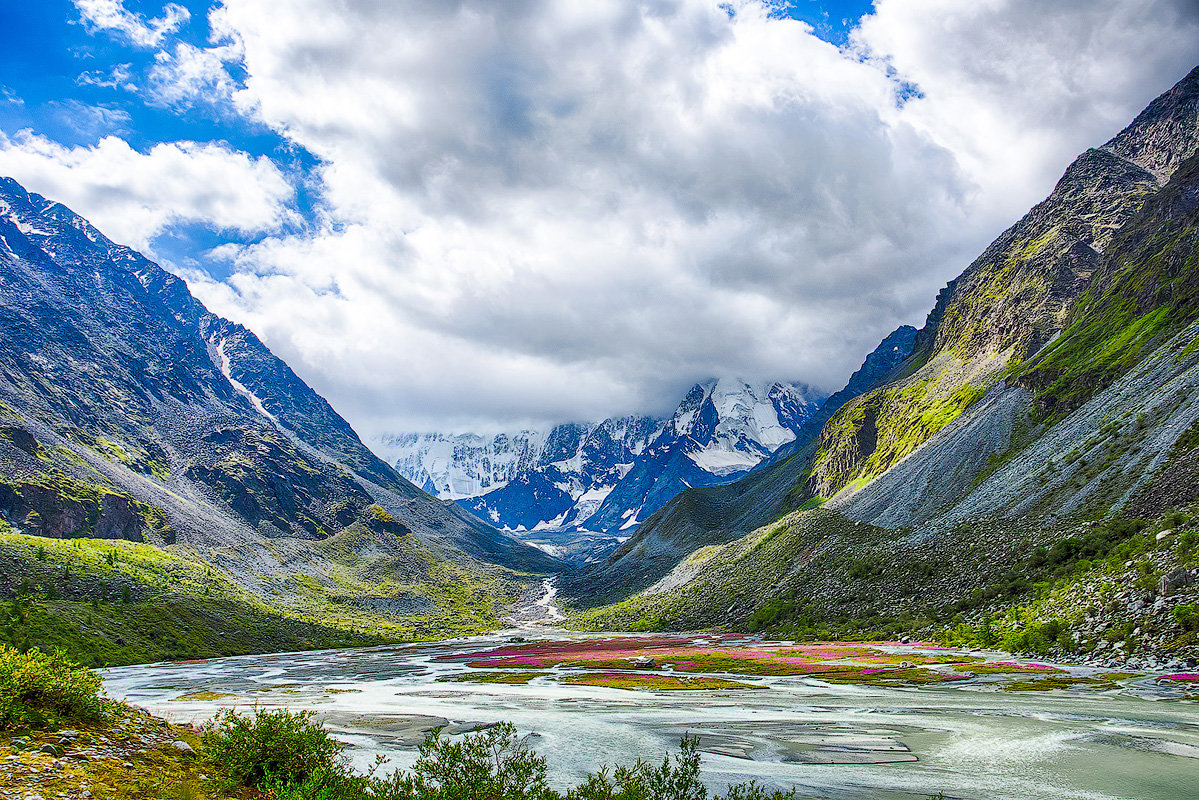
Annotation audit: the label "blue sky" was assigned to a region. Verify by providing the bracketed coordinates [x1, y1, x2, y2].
[0, 0, 317, 275]
[1, 1, 1196, 437]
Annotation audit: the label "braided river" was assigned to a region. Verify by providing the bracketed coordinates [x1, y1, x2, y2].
[100, 629, 1199, 800]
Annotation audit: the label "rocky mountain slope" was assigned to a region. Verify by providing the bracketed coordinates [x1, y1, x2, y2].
[380, 414, 663, 531]
[387, 379, 826, 538]
[562, 327, 917, 602]
[0, 177, 556, 653]
[567, 66, 1199, 667]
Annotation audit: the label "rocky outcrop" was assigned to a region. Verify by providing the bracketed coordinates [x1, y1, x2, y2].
[0, 473, 172, 545]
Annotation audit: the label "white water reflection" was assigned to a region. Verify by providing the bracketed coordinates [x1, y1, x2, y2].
[102, 635, 1199, 800]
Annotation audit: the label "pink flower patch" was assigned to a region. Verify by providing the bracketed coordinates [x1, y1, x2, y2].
[991, 661, 1064, 672]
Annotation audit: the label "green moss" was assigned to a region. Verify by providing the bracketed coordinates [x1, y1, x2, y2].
[1002, 675, 1118, 692]
[809, 376, 990, 499]
[441, 671, 543, 685]
[171, 691, 236, 701]
[815, 667, 969, 688]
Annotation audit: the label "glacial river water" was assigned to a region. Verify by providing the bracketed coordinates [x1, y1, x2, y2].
[101, 631, 1199, 800]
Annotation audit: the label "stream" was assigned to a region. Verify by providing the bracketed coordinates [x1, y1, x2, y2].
[102, 628, 1199, 800]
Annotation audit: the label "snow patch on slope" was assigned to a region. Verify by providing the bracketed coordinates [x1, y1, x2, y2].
[217, 338, 278, 424]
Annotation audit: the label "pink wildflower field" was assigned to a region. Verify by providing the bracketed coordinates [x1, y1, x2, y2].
[441, 637, 978, 677]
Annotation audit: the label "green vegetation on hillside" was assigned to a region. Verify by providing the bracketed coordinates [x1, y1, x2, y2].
[1021, 155, 1199, 418]
[569, 503, 1199, 664]
[807, 375, 990, 499]
[0, 529, 527, 666]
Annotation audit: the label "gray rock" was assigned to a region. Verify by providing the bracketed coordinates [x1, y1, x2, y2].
[38, 744, 59, 757]
[171, 740, 196, 757]
[444, 721, 500, 736]
[1158, 567, 1194, 596]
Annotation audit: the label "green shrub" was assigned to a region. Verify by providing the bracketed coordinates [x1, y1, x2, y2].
[0, 645, 105, 729]
[204, 707, 345, 789]
[370, 722, 555, 800]
[1172, 603, 1199, 631]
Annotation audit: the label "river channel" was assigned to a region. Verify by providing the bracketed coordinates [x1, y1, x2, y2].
[100, 629, 1199, 800]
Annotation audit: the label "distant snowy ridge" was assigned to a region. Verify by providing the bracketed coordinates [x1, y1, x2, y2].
[374, 430, 549, 499]
[382, 378, 826, 536]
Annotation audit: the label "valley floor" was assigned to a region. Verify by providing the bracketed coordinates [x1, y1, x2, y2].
[83, 633, 1199, 800]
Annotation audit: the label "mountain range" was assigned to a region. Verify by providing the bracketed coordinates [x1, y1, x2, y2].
[1, 64, 1198, 670]
[382, 379, 834, 540]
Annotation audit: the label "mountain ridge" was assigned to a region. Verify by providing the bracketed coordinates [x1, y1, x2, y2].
[386, 378, 828, 539]
[0, 176, 557, 654]
[564, 65, 1199, 668]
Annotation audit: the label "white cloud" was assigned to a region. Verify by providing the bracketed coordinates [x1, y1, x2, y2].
[76, 63, 136, 91]
[855, 0, 1199, 204]
[49, 101, 132, 139]
[48, 1, 1199, 436]
[73, 0, 190, 48]
[147, 42, 240, 109]
[0, 133, 296, 250]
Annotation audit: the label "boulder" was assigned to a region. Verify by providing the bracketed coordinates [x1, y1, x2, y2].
[1158, 567, 1195, 596]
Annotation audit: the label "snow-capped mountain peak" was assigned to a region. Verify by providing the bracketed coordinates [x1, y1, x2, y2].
[383, 378, 827, 542]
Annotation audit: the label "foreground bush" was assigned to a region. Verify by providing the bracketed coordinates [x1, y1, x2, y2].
[210, 711, 805, 800]
[0, 644, 105, 728]
[371, 723, 557, 800]
[203, 707, 346, 789]
[207, 708, 949, 800]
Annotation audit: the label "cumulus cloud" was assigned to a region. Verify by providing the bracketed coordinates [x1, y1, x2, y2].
[44, 1, 1199, 436]
[0, 132, 296, 250]
[146, 41, 241, 109]
[73, 0, 190, 48]
[856, 0, 1199, 202]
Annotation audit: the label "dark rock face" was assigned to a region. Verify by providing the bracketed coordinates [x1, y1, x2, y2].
[0, 475, 167, 544]
[0, 177, 556, 572]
